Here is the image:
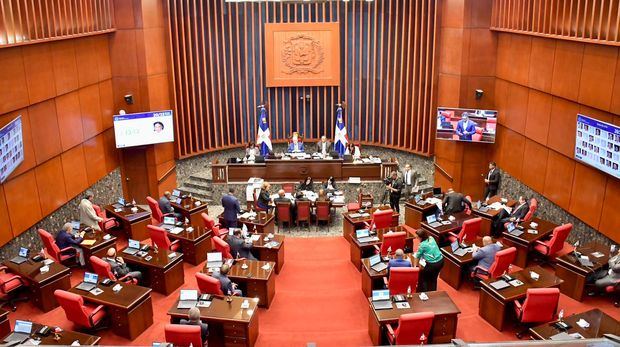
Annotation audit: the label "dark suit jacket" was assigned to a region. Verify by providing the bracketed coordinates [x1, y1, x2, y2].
[456, 120, 477, 140]
[510, 202, 529, 220]
[212, 272, 235, 295]
[56, 229, 83, 250]
[315, 141, 332, 153]
[442, 192, 472, 214]
[389, 178, 404, 196]
[158, 197, 175, 214]
[227, 235, 256, 260]
[257, 190, 271, 208]
[487, 169, 500, 191]
[221, 194, 241, 222]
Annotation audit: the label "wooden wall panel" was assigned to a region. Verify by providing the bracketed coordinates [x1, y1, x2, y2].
[578, 44, 618, 111]
[4, 170, 42, 236]
[528, 37, 556, 92]
[56, 91, 85, 151]
[550, 40, 584, 101]
[22, 44, 56, 104]
[524, 89, 552, 145]
[28, 100, 62, 164]
[547, 97, 579, 157]
[0, 48, 29, 115]
[543, 149, 575, 210]
[599, 179, 620, 243]
[0, 186, 13, 245]
[51, 40, 80, 95]
[568, 162, 607, 227]
[61, 145, 89, 200]
[520, 139, 549, 193]
[83, 134, 108, 185]
[34, 156, 68, 216]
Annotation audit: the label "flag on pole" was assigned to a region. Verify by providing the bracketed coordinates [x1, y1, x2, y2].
[334, 105, 348, 156]
[257, 106, 272, 156]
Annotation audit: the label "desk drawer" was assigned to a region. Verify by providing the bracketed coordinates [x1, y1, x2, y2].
[224, 336, 248, 347]
[223, 323, 247, 338]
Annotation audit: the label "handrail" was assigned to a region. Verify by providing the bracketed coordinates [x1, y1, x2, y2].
[158, 165, 177, 184]
[434, 162, 453, 182]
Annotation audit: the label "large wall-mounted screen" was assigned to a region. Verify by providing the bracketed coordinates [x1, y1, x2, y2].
[436, 107, 498, 143]
[575, 114, 620, 179]
[113, 110, 174, 148]
[0, 116, 24, 183]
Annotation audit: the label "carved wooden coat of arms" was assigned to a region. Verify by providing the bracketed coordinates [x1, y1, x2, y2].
[281, 34, 324, 74]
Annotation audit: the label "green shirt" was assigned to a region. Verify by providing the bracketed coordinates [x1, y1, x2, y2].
[415, 238, 443, 263]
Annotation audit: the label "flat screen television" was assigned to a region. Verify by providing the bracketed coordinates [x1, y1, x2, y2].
[113, 110, 174, 148]
[436, 107, 498, 143]
[575, 114, 620, 179]
[0, 115, 24, 183]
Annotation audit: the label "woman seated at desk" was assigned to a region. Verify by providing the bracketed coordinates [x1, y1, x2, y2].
[246, 141, 259, 159]
[299, 176, 314, 192]
[323, 176, 337, 191]
[256, 182, 273, 212]
[345, 142, 361, 159]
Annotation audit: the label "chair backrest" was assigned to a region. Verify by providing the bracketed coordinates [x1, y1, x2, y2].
[54, 290, 93, 328]
[201, 213, 215, 230]
[388, 267, 419, 295]
[546, 223, 573, 256]
[487, 247, 516, 278]
[90, 256, 117, 281]
[37, 229, 61, 260]
[195, 272, 224, 296]
[381, 231, 407, 256]
[457, 217, 482, 243]
[523, 198, 538, 222]
[275, 202, 292, 223]
[211, 236, 233, 259]
[282, 183, 295, 193]
[316, 201, 331, 221]
[296, 201, 311, 222]
[395, 312, 435, 345]
[146, 196, 164, 224]
[164, 324, 202, 347]
[520, 288, 560, 323]
[372, 209, 394, 230]
[148, 224, 172, 250]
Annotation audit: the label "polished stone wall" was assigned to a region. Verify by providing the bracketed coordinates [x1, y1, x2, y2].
[0, 169, 123, 260]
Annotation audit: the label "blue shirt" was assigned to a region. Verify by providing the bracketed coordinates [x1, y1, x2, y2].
[388, 258, 412, 271]
[56, 229, 83, 249]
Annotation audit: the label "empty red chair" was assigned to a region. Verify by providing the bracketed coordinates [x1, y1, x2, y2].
[386, 312, 434, 345]
[605, 281, 620, 307]
[513, 288, 560, 338]
[92, 204, 119, 232]
[448, 217, 481, 244]
[201, 213, 228, 238]
[375, 231, 407, 256]
[195, 272, 224, 296]
[148, 225, 180, 252]
[54, 289, 107, 330]
[296, 201, 312, 228]
[0, 266, 27, 311]
[365, 209, 393, 230]
[315, 201, 331, 231]
[533, 223, 572, 260]
[211, 236, 233, 259]
[384, 267, 419, 295]
[164, 324, 202, 347]
[472, 247, 517, 281]
[147, 196, 171, 225]
[37, 229, 78, 266]
[89, 256, 137, 284]
[523, 198, 538, 222]
[275, 202, 292, 230]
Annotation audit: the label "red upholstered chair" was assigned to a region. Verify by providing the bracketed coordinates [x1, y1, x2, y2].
[386, 312, 434, 345]
[0, 266, 27, 311]
[605, 281, 620, 307]
[201, 213, 228, 238]
[54, 289, 107, 331]
[37, 229, 78, 266]
[275, 202, 293, 231]
[315, 201, 331, 231]
[347, 191, 373, 211]
[513, 288, 560, 338]
[147, 225, 180, 252]
[282, 183, 295, 194]
[296, 201, 312, 228]
[472, 247, 517, 281]
[383, 267, 419, 295]
[195, 272, 224, 296]
[89, 256, 137, 285]
[147, 196, 171, 225]
[92, 204, 119, 232]
[523, 198, 538, 222]
[365, 209, 393, 230]
[375, 231, 407, 256]
[164, 324, 202, 347]
[211, 236, 233, 259]
[472, 127, 483, 142]
[533, 223, 573, 261]
[448, 217, 481, 244]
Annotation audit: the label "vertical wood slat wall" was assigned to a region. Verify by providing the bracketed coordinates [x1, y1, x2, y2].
[166, 0, 439, 159]
[0, 0, 115, 47]
[491, 0, 620, 46]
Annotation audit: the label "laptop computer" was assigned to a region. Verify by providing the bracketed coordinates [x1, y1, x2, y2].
[3, 320, 32, 344]
[507, 223, 524, 237]
[369, 254, 388, 272]
[426, 214, 442, 228]
[122, 239, 141, 256]
[578, 256, 594, 267]
[451, 241, 467, 257]
[371, 289, 393, 310]
[75, 272, 99, 291]
[10, 247, 29, 265]
[177, 289, 198, 309]
[71, 220, 81, 231]
[432, 187, 442, 197]
[172, 189, 181, 198]
[206, 252, 223, 269]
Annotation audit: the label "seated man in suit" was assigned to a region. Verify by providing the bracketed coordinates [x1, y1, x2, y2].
[492, 196, 529, 236]
[315, 135, 332, 155]
[179, 307, 208, 345]
[470, 236, 501, 273]
[159, 191, 183, 220]
[227, 229, 257, 260]
[442, 188, 472, 214]
[221, 187, 241, 228]
[212, 264, 242, 296]
[104, 248, 143, 282]
[387, 249, 412, 274]
[456, 114, 477, 141]
[589, 248, 620, 294]
[56, 222, 85, 266]
[288, 134, 305, 153]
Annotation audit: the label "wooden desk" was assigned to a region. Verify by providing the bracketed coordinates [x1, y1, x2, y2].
[69, 283, 153, 340]
[172, 197, 209, 227]
[420, 211, 474, 244]
[0, 309, 9, 338]
[471, 196, 516, 236]
[204, 259, 276, 308]
[104, 204, 151, 241]
[342, 162, 382, 180]
[350, 226, 415, 271]
[404, 200, 438, 229]
[251, 233, 285, 274]
[121, 247, 184, 295]
[555, 242, 611, 301]
[529, 309, 620, 340]
[342, 206, 400, 242]
[478, 265, 563, 331]
[3, 259, 71, 312]
[368, 291, 460, 345]
[168, 296, 259, 347]
[440, 239, 508, 289]
[220, 212, 275, 235]
[80, 231, 117, 270]
[0, 322, 101, 345]
[166, 225, 212, 265]
[502, 217, 558, 268]
[360, 254, 417, 297]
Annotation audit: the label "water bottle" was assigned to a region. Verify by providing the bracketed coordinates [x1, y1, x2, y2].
[558, 309, 564, 322]
[420, 333, 427, 345]
[406, 285, 412, 299]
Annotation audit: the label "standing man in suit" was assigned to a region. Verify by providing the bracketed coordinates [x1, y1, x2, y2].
[492, 196, 529, 236]
[315, 136, 332, 156]
[386, 171, 403, 213]
[226, 229, 256, 260]
[442, 188, 472, 214]
[401, 164, 417, 200]
[483, 162, 501, 200]
[79, 191, 103, 231]
[159, 191, 183, 220]
[456, 114, 477, 141]
[221, 187, 241, 228]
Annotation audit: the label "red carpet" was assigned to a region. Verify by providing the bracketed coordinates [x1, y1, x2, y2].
[4, 236, 620, 346]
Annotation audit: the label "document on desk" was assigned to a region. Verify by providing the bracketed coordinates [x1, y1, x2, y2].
[489, 280, 510, 290]
[196, 301, 212, 308]
[502, 205, 513, 214]
[591, 252, 605, 258]
[509, 279, 524, 287]
[250, 234, 261, 242]
[80, 239, 96, 246]
[395, 302, 410, 309]
[171, 227, 184, 234]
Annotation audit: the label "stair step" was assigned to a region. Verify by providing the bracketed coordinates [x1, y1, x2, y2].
[185, 181, 213, 191]
[190, 171, 212, 182]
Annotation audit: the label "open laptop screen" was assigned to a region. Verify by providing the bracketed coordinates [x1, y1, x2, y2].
[84, 272, 98, 284]
[14, 320, 32, 334]
[163, 216, 176, 225]
[172, 189, 181, 197]
[128, 239, 140, 249]
[207, 252, 222, 262]
[369, 254, 381, 266]
[372, 289, 390, 301]
[426, 215, 437, 223]
[506, 223, 516, 232]
[180, 289, 198, 301]
[450, 240, 459, 252]
[18, 247, 28, 257]
[356, 229, 369, 238]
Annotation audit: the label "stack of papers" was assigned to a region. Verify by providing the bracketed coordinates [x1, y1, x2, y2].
[80, 239, 96, 246]
[171, 227, 184, 234]
[348, 177, 361, 184]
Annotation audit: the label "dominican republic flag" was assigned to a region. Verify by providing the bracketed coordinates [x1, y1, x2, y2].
[257, 106, 272, 156]
[333, 105, 348, 156]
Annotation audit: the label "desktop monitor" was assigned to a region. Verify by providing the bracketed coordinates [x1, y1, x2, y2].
[436, 107, 498, 143]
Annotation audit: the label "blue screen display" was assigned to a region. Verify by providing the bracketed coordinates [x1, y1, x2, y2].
[575, 114, 620, 179]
